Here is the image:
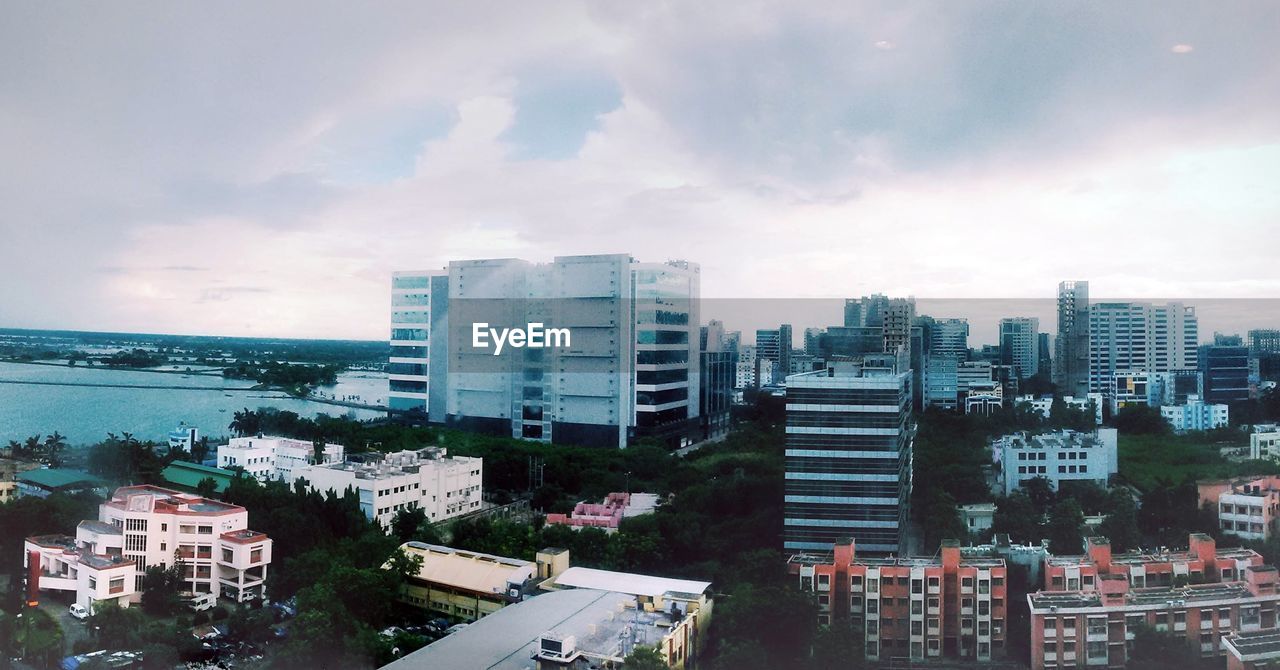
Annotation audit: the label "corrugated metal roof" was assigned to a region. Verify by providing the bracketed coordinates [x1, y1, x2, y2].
[161, 461, 235, 493]
[552, 566, 711, 598]
[17, 468, 102, 489]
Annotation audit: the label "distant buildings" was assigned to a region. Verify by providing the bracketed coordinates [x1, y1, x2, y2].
[999, 317, 1040, 380]
[15, 468, 105, 499]
[929, 318, 970, 359]
[0, 455, 40, 503]
[788, 539, 1009, 663]
[167, 422, 199, 452]
[995, 429, 1118, 496]
[24, 485, 273, 611]
[294, 447, 482, 530]
[1088, 301, 1199, 394]
[391, 254, 702, 449]
[1201, 339, 1252, 404]
[1161, 395, 1230, 431]
[1054, 281, 1090, 398]
[959, 503, 996, 536]
[216, 435, 345, 483]
[698, 321, 735, 440]
[784, 359, 913, 553]
[1029, 534, 1278, 670]
[1014, 394, 1104, 425]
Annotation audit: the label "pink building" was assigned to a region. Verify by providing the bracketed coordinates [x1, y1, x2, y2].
[1029, 533, 1280, 670]
[788, 539, 1009, 664]
[1199, 476, 1280, 541]
[545, 492, 656, 532]
[1223, 628, 1280, 670]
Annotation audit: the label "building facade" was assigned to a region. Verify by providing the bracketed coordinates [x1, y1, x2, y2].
[1199, 477, 1280, 541]
[1201, 342, 1251, 404]
[784, 361, 913, 553]
[1030, 534, 1278, 670]
[995, 429, 1118, 496]
[1087, 301, 1199, 394]
[25, 485, 272, 610]
[788, 539, 1008, 663]
[1000, 317, 1040, 380]
[393, 254, 701, 449]
[1162, 396, 1230, 432]
[294, 447, 483, 530]
[1055, 281, 1090, 398]
[216, 435, 345, 483]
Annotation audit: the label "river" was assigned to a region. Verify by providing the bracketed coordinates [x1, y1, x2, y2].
[0, 361, 388, 446]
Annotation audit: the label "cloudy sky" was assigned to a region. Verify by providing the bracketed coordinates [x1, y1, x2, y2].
[2, 1, 1278, 342]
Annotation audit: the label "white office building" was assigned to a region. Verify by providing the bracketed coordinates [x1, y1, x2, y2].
[216, 435, 345, 484]
[1088, 302, 1199, 393]
[25, 485, 273, 610]
[995, 429, 1118, 495]
[294, 448, 483, 530]
[393, 254, 701, 449]
[1160, 395, 1230, 432]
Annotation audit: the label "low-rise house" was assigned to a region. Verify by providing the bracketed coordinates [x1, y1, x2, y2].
[545, 492, 659, 533]
[217, 435, 344, 483]
[394, 542, 539, 621]
[1199, 476, 1280, 540]
[1161, 395, 1230, 431]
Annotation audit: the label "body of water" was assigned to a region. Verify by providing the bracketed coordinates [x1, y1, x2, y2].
[0, 361, 388, 446]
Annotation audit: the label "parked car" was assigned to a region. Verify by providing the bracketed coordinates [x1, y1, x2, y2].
[445, 623, 469, 635]
[187, 593, 217, 612]
[68, 604, 90, 620]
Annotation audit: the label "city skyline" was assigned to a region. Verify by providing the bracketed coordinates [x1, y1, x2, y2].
[2, 2, 1279, 339]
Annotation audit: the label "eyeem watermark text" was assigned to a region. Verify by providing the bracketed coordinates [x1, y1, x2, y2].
[471, 322, 571, 355]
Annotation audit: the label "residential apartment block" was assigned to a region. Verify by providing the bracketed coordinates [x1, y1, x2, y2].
[25, 485, 272, 611]
[788, 539, 1008, 663]
[1162, 396, 1230, 431]
[784, 360, 913, 553]
[1055, 281, 1090, 398]
[294, 447, 482, 530]
[1000, 317, 1040, 380]
[995, 429, 1118, 496]
[391, 254, 701, 449]
[1199, 477, 1280, 541]
[1249, 427, 1280, 461]
[1030, 534, 1278, 670]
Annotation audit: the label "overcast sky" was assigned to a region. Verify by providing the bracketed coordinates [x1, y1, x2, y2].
[2, 2, 1278, 342]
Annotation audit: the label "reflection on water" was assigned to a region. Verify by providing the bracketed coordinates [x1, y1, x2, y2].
[0, 362, 388, 446]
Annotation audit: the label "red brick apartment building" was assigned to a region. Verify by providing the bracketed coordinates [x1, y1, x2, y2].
[1029, 533, 1280, 670]
[788, 539, 1008, 663]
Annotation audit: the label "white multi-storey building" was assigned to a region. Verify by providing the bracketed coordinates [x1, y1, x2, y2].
[996, 429, 1118, 495]
[1014, 394, 1104, 425]
[294, 448, 482, 530]
[1088, 302, 1199, 393]
[394, 254, 702, 449]
[25, 485, 272, 610]
[1160, 395, 1230, 432]
[1250, 426, 1280, 461]
[217, 435, 345, 483]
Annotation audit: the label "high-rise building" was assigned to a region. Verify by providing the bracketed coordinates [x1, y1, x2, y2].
[391, 254, 701, 449]
[804, 327, 825, 356]
[999, 317, 1040, 380]
[929, 319, 970, 360]
[1054, 281, 1090, 397]
[1251, 328, 1280, 385]
[1087, 301, 1199, 393]
[700, 321, 736, 441]
[784, 359, 913, 554]
[1200, 341, 1251, 404]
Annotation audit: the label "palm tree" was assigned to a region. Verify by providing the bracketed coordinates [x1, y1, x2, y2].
[43, 432, 67, 467]
[192, 436, 210, 464]
[312, 436, 326, 465]
[21, 434, 42, 460]
[228, 408, 260, 437]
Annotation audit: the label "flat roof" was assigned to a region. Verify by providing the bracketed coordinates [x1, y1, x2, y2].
[552, 566, 710, 598]
[77, 520, 121, 535]
[382, 589, 680, 670]
[1225, 629, 1280, 660]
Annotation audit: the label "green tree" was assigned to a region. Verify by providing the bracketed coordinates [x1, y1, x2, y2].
[918, 489, 967, 550]
[1096, 489, 1141, 552]
[1047, 499, 1085, 555]
[992, 492, 1042, 543]
[1022, 477, 1056, 514]
[1113, 405, 1171, 435]
[195, 476, 219, 499]
[1127, 625, 1214, 669]
[625, 646, 668, 670]
[390, 507, 427, 543]
[139, 559, 186, 616]
[811, 620, 864, 669]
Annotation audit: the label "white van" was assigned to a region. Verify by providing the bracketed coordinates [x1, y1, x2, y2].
[187, 593, 217, 612]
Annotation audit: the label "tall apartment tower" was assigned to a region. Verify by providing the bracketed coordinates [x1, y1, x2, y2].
[390, 254, 700, 449]
[929, 319, 970, 360]
[1054, 281, 1090, 397]
[999, 317, 1040, 380]
[784, 359, 913, 554]
[1087, 301, 1199, 393]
